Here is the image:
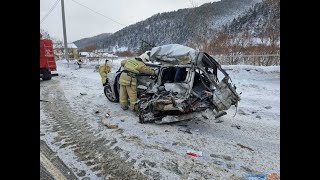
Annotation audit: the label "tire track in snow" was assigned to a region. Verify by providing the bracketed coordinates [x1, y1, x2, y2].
[40, 80, 149, 180]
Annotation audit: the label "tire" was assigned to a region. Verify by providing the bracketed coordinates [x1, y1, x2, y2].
[115, 75, 120, 98]
[42, 69, 52, 81]
[104, 85, 118, 102]
[104, 80, 119, 102]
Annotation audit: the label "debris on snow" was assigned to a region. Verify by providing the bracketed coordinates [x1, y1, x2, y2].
[178, 128, 192, 134]
[265, 106, 272, 109]
[231, 124, 241, 129]
[237, 143, 254, 151]
[101, 118, 118, 129]
[186, 150, 203, 157]
[238, 109, 249, 115]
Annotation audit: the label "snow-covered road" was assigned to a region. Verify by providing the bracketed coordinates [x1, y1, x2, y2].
[40, 59, 280, 179]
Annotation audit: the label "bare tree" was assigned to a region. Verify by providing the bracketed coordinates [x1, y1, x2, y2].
[188, 0, 199, 8]
[40, 28, 51, 39]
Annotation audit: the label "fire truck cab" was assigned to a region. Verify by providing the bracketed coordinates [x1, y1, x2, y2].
[40, 33, 57, 80]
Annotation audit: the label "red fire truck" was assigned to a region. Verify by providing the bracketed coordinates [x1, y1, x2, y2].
[40, 33, 58, 80]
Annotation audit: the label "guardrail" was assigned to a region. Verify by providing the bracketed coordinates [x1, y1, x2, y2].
[211, 54, 280, 66]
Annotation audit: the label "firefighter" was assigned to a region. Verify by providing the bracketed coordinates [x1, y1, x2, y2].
[76, 58, 84, 68]
[98, 59, 111, 86]
[119, 53, 157, 111]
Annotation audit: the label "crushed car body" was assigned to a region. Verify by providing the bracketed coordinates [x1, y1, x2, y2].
[104, 44, 241, 124]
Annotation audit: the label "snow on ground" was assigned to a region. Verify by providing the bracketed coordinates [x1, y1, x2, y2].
[42, 59, 280, 179]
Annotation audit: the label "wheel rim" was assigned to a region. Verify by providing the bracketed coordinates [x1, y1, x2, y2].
[105, 86, 116, 101]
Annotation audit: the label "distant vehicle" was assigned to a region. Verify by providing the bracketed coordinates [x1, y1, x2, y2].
[104, 44, 241, 124]
[40, 33, 58, 80]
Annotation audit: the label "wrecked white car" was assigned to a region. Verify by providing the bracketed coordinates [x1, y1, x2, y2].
[104, 44, 240, 124]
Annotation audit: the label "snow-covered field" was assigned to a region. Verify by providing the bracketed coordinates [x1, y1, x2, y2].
[40, 58, 280, 179]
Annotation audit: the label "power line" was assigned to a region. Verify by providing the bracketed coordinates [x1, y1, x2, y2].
[40, 0, 61, 24]
[40, 0, 60, 24]
[71, 0, 126, 26]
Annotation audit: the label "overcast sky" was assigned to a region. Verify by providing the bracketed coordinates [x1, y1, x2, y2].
[40, 0, 219, 42]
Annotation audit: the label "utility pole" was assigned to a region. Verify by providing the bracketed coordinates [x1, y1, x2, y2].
[61, 0, 69, 66]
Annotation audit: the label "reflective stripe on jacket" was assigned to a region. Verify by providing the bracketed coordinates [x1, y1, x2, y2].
[119, 58, 155, 86]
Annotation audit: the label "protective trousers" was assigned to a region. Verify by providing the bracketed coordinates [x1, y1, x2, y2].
[99, 71, 107, 85]
[119, 84, 137, 111]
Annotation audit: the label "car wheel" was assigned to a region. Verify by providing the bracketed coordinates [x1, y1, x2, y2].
[42, 69, 52, 81]
[104, 83, 119, 102]
[115, 75, 120, 99]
